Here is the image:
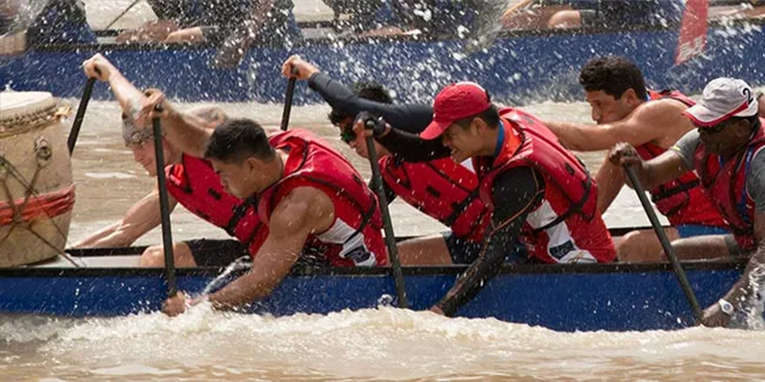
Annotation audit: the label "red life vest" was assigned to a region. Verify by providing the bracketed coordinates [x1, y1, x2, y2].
[380, 156, 488, 242]
[166, 154, 268, 254]
[694, 122, 765, 251]
[637, 90, 727, 228]
[474, 108, 616, 264]
[257, 129, 388, 267]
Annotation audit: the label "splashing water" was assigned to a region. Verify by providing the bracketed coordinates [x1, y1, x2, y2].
[199, 256, 253, 296]
[4, 309, 765, 381]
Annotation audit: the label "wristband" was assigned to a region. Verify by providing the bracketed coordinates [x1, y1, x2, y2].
[718, 298, 734, 316]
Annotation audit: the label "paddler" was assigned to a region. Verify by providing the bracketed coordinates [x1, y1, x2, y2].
[546, 0, 682, 29]
[609, 78, 765, 327]
[133, 93, 389, 316]
[544, 56, 729, 262]
[77, 54, 271, 268]
[117, 0, 301, 45]
[282, 55, 494, 265]
[357, 81, 617, 316]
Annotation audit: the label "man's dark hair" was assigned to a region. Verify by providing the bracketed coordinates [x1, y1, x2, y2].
[579, 56, 647, 100]
[455, 104, 501, 129]
[328, 81, 393, 125]
[204, 118, 275, 163]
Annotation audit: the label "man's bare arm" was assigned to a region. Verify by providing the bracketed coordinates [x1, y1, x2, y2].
[546, 100, 689, 151]
[595, 158, 626, 214]
[610, 145, 692, 191]
[111, 77, 213, 158]
[208, 187, 334, 309]
[74, 189, 178, 248]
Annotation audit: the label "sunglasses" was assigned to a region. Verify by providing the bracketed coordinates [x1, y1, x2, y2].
[697, 119, 734, 134]
[700, 125, 726, 134]
[340, 128, 357, 143]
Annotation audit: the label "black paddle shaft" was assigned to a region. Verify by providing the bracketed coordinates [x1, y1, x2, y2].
[624, 165, 703, 323]
[67, 76, 97, 155]
[364, 122, 409, 309]
[280, 71, 298, 131]
[152, 109, 178, 298]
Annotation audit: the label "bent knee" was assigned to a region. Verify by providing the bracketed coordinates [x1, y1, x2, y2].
[616, 230, 663, 263]
[548, 10, 580, 28]
[140, 245, 166, 267]
[139, 242, 195, 267]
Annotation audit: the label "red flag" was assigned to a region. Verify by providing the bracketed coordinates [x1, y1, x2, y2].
[675, 0, 709, 65]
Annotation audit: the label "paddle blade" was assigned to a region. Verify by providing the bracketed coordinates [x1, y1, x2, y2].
[674, 0, 709, 65]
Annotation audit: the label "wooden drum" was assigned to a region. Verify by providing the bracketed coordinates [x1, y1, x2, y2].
[0, 92, 74, 266]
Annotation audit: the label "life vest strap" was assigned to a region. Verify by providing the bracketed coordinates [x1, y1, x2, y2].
[534, 173, 593, 233]
[650, 178, 700, 202]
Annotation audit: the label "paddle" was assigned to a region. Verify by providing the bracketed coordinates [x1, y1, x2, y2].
[624, 164, 702, 324]
[151, 106, 178, 298]
[67, 68, 100, 155]
[675, 0, 710, 65]
[281, 68, 298, 131]
[104, 0, 142, 30]
[362, 116, 409, 309]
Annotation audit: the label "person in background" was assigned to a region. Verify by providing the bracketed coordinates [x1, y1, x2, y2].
[322, 0, 404, 36]
[117, 0, 301, 46]
[546, 0, 682, 29]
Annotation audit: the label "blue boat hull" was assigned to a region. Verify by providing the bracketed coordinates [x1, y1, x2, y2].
[0, 261, 745, 331]
[1, 21, 763, 105]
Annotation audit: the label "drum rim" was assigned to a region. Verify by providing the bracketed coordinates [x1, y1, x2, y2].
[0, 102, 66, 138]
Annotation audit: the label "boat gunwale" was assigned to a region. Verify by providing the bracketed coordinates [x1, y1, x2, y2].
[0, 258, 747, 278]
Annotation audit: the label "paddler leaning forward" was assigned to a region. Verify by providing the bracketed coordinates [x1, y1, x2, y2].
[609, 78, 765, 327]
[76, 55, 272, 267]
[83, 57, 389, 316]
[282, 55, 496, 266]
[358, 81, 616, 316]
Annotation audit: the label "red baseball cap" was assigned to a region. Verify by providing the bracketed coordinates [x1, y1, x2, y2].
[420, 82, 492, 140]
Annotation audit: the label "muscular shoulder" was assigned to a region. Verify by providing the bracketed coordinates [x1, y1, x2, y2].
[269, 186, 334, 233]
[632, 99, 694, 143]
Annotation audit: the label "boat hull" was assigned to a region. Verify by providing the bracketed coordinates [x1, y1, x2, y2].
[0, 262, 744, 331]
[1, 21, 763, 105]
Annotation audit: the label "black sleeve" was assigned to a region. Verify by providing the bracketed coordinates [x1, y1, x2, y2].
[308, 73, 434, 133]
[375, 128, 451, 163]
[435, 166, 544, 317]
